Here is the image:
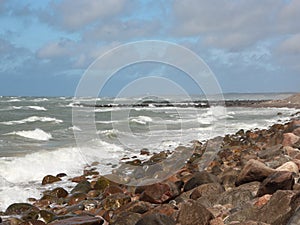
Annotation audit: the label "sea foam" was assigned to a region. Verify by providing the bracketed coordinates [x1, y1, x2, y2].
[7, 128, 52, 141]
[1, 116, 62, 125]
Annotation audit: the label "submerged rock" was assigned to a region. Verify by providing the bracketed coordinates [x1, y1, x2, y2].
[42, 175, 61, 185]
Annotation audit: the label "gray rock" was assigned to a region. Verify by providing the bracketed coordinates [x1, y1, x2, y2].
[183, 171, 220, 192]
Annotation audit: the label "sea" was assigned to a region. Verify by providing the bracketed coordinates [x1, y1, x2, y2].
[0, 93, 298, 211]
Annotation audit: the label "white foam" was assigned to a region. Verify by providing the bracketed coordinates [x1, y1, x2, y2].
[28, 106, 47, 111]
[131, 116, 153, 125]
[7, 99, 21, 102]
[7, 129, 52, 141]
[1, 116, 63, 125]
[31, 98, 48, 102]
[69, 126, 82, 131]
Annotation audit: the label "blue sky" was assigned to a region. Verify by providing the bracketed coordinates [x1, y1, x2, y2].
[0, 0, 299, 96]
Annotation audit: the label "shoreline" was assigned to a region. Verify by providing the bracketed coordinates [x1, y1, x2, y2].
[1, 113, 300, 224]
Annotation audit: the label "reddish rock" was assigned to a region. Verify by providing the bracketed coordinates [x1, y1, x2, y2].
[209, 217, 225, 225]
[102, 193, 131, 211]
[236, 159, 275, 186]
[257, 144, 283, 160]
[183, 171, 219, 192]
[283, 146, 300, 158]
[68, 193, 87, 205]
[71, 176, 87, 183]
[5, 203, 39, 215]
[103, 185, 124, 197]
[190, 183, 224, 200]
[140, 182, 180, 204]
[254, 194, 272, 207]
[282, 133, 300, 146]
[136, 213, 176, 225]
[45, 187, 68, 198]
[48, 216, 106, 225]
[293, 127, 300, 136]
[145, 204, 176, 217]
[256, 171, 294, 197]
[112, 212, 142, 225]
[115, 201, 152, 215]
[176, 200, 214, 225]
[42, 175, 61, 185]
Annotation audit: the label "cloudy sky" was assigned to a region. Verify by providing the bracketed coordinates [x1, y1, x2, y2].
[0, 0, 299, 96]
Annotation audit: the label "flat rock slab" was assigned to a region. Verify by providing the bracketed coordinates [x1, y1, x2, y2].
[48, 216, 105, 225]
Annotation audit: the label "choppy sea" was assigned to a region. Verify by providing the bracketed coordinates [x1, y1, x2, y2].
[0, 93, 298, 210]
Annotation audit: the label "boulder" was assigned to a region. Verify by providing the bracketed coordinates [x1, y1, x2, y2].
[257, 144, 283, 160]
[276, 161, 299, 174]
[136, 213, 176, 225]
[67, 193, 87, 205]
[282, 133, 300, 147]
[5, 203, 39, 215]
[112, 212, 142, 225]
[183, 171, 220, 192]
[42, 175, 61, 185]
[256, 171, 294, 197]
[44, 187, 68, 198]
[48, 216, 106, 225]
[236, 159, 275, 186]
[71, 181, 91, 194]
[176, 200, 214, 225]
[190, 183, 224, 200]
[102, 193, 131, 211]
[115, 201, 152, 214]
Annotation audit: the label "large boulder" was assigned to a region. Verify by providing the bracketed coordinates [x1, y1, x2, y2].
[183, 171, 219, 192]
[282, 133, 300, 147]
[5, 203, 39, 215]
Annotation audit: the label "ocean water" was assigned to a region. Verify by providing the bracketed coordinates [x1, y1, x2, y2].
[0, 93, 298, 211]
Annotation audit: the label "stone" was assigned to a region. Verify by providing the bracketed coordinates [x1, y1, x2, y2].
[254, 194, 272, 207]
[56, 173, 67, 178]
[293, 127, 300, 136]
[256, 171, 294, 197]
[257, 144, 283, 160]
[140, 148, 150, 155]
[45, 187, 68, 198]
[183, 171, 220, 192]
[102, 193, 131, 211]
[92, 176, 110, 192]
[68, 193, 87, 205]
[112, 212, 142, 225]
[276, 161, 299, 174]
[115, 201, 152, 214]
[217, 188, 253, 209]
[145, 204, 176, 217]
[282, 133, 300, 146]
[71, 181, 92, 194]
[209, 217, 225, 225]
[38, 210, 56, 223]
[136, 213, 176, 225]
[71, 176, 87, 183]
[236, 159, 275, 186]
[140, 182, 180, 204]
[103, 185, 124, 197]
[283, 146, 300, 158]
[190, 183, 224, 200]
[20, 220, 46, 225]
[5, 203, 39, 215]
[48, 216, 106, 225]
[227, 190, 300, 225]
[176, 200, 214, 225]
[42, 175, 61, 185]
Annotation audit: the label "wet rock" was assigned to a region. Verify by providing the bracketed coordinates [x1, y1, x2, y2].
[227, 190, 300, 225]
[183, 171, 220, 192]
[56, 173, 67, 178]
[103, 185, 124, 197]
[20, 220, 46, 225]
[42, 175, 61, 185]
[87, 190, 101, 198]
[176, 200, 214, 225]
[112, 212, 142, 225]
[293, 127, 300, 136]
[257, 144, 283, 160]
[276, 161, 299, 174]
[5, 203, 39, 215]
[48, 215, 106, 225]
[68, 193, 87, 205]
[145, 204, 176, 217]
[116, 201, 152, 214]
[45, 187, 68, 198]
[136, 213, 176, 225]
[256, 171, 294, 197]
[102, 193, 131, 210]
[147, 151, 168, 164]
[139, 182, 180, 204]
[38, 210, 56, 223]
[92, 176, 110, 192]
[236, 159, 275, 186]
[190, 183, 224, 200]
[140, 148, 150, 156]
[282, 133, 300, 147]
[71, 176, 87, 183]
[71, 181, 92, 194]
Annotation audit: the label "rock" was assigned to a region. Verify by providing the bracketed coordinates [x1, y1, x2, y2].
[227, 190, 300, 225]
[45, 187, 68, 198]
[56, 173, 67, 178]
[220, 170, 240, 191]
[42, 175, 61, 185]
[293, 127, 300, 136]
[71, 176, 87, 183]
[71, 181, 92, 194]
[87, 190, 101, 198]
[68, 193, 87, 205]
[92, 176, 110, 192]
[48, 216, 106, 225]
[140, 148, 150, 156]
[140, 182, 180, 204]
[145, 204, 176, 217]
[103, 185, 124, 197]
[254, 194, 272, 207]
[112, 212, 142, 225]
[20, 220, 46, 225]
[176, 200, 214, 225]
[209, 217, 225, 225]
[257, 144, 283, 160]
[236, 159, 275, 186]
[217, 188, 254, 209]
[256, 171, 294, 197]
[136, 213, 176, 225]
[282, 133, 300, 146]
[116, 201, 152, 214]
[102, 193, 131, 210]
[5, 203, 39, 215]
[283, 146, 300, 158]
[183, 171, 220, 192]
[190, 183, 224, 200]
[38, 210, 56, 223]
[276, 161, 299, 174]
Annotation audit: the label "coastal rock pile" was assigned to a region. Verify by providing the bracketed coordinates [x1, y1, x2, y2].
[1, 117, 300, 224]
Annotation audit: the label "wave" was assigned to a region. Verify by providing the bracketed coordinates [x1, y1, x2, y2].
[6, 128, 52, 141]
[68, 126, 82, 131]
[27, 106, 47, 111]
[31, 98, 48, 102]
[1, 116, 63, 125]
[130, 116, 153, 125]
[7, 99, 21, 102]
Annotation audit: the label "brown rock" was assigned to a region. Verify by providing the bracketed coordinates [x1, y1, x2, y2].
[116, 201, 152, 214]
[103, 185, 124, 197]
[183, 171, 220, 192]
[102, 193, 131, 211]
[71, 175, 87, 183]
[112, 212, 142, 225]
[20, 220, 46, 225]
[71, 181, 92, 194]
[209, 217, 225, 225]
[5, 203, 39, 215]
[283, 146, 300, 158]
[282, 133, 300, 146]
[236, 159, 275, 186]
[45, 187, 68, 198]
[190, 183, 224, 200]
[176, 200, 214, 225]
[257, 144, 283, 160]
[145, 204, 176, 217]
[256, 171, 294, 197]
[254, 194, 272, 207]
[68, 193, 87, 205]
[276, 161, 299, 174]
[293, 127, 300, 136]
[140, 182, 180, 204]
[136, 213, 176, 225]
[48, 216, 106, 225]
[42, 175, 61, 185]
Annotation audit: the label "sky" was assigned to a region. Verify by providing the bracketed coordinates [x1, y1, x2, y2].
[0, 0, 299, 96]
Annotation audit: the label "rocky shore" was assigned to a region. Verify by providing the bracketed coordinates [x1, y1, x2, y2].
[2, 115, 300, 224]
